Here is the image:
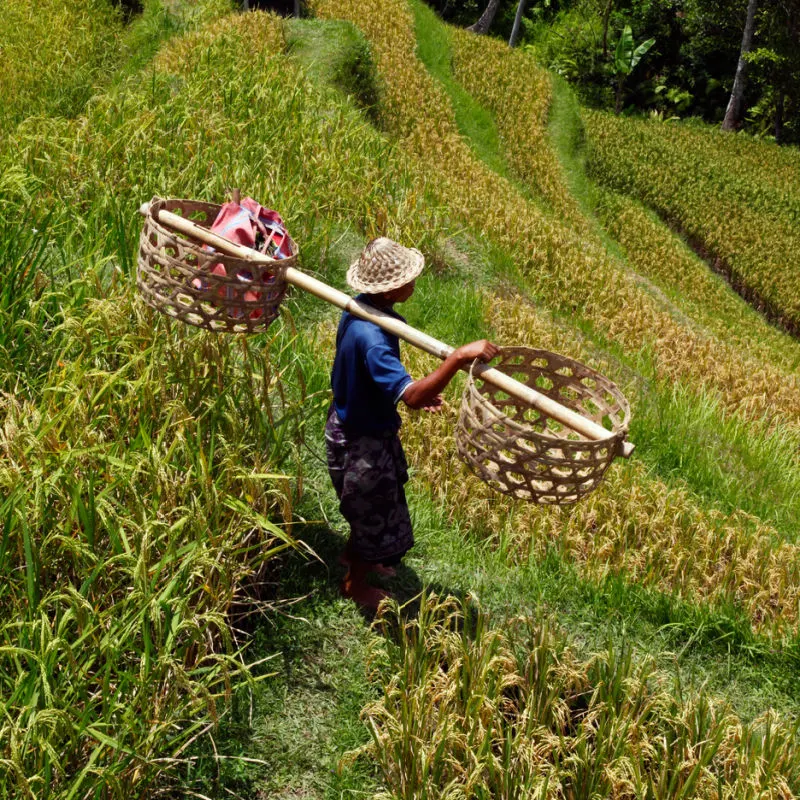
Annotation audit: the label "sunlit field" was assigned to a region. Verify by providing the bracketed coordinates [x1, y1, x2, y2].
[3, 0, 800, 795]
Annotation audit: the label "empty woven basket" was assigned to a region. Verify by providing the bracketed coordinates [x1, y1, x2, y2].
[137, 197, 296, 333]
[456, 347, 630, 504]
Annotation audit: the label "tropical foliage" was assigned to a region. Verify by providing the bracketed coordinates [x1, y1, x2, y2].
[525, 0, 800, 141]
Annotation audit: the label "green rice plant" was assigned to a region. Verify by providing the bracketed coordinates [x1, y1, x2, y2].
[313, 0, 800, 446]
[0, 8, 452, 794]
[594, 186, 800, 376]
[584, 110, 800, 335]
[0, 287, 305, 796]
[0, 208, 62, 387]
[362, 593, 800, 799]
[0, 0, 234, 146]
[0, 12, 441, 283]
[0, 0, 122, 140]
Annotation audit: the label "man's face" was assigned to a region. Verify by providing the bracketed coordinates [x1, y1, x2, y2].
[383, 279, 416, 305]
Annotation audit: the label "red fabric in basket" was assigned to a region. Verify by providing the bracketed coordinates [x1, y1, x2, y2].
[194, 198, 292, 319]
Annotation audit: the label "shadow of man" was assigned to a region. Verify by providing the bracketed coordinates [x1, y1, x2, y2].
[243, 520, 459, 625]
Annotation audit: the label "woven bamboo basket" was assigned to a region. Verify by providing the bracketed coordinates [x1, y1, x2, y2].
[137, 197, 296, 333]
[456, 347, 630, 504]
[136, 196, 634, 500]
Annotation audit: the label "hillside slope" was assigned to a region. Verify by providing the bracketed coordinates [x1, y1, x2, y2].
[2, 0, 800, 796]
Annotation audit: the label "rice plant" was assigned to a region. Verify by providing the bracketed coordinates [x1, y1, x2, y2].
[593, 186, 800, 377]
[0, 6, 446, 794]
[584, 110, 800, 335]
[363, 594, 800, 799]
[312, 0, 800, 445]
[0, 0, 123, 140]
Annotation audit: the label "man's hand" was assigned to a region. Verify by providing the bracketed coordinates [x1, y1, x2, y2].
[421, 394, 444, 413]
[401, 340, 500, 410]
[454, 340, 500, 365]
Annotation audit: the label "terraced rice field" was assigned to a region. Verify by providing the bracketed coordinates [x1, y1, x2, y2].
[3, 0, 800, 795]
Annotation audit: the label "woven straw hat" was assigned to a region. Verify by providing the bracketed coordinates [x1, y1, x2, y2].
[347, 237, 425, 293]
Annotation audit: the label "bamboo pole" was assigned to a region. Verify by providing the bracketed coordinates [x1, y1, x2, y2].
[140, 202, 634, 458]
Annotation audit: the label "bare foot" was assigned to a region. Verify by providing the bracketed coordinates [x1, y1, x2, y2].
[340, 571, 390, 611]
[338, 552, 397, 578]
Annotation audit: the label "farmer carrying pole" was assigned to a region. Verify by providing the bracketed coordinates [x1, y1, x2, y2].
[138, 197, 633, 604]
[328, 238, 498, 609]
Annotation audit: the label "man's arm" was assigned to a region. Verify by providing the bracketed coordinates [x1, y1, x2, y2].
[401, 340, 499, 410]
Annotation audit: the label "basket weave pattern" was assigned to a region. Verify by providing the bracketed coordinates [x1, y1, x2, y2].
[456, 347, 630, 504]
[137, 198, 295, 334]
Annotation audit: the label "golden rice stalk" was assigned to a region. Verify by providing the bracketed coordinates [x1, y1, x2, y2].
[361, 594, 800, 798]
[313, 0, 800, 437]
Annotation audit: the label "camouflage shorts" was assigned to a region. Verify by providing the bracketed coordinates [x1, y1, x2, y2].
[325, 407, 413, 564]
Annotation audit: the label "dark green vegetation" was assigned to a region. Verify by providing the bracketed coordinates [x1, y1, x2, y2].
[3, 0, 800, 796]
[428, 0, 800, 143]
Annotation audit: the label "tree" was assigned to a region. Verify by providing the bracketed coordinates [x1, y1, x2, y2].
[613, 25, 655, 114]
[468, 0, 502, 34]
[509, 0, 529, 46]
[748, 0, 800, 142]
[721, 0, 758, 131]
[601, 0, 615, 59]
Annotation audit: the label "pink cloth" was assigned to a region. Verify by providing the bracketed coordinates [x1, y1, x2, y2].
[210, 198, 293, 259]
[194, 198, 293, 319]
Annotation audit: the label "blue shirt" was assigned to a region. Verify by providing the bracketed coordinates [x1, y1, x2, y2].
[331, 295, 413, 435]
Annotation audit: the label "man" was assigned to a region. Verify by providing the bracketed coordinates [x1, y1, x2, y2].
[326, 237, 498, 609]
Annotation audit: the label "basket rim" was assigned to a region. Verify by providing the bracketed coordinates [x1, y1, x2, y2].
[465, 345, 630, 445]
[146, 196, 300, 269]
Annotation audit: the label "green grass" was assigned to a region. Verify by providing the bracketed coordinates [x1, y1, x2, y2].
[286, 17, 380, 121]
[179, 583, 381, 798]
[546, 72, 594, 212]
[629, 382, 800, 541]
[410, 0, 515, 185]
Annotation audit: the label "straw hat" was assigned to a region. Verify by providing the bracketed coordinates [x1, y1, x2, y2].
[347, 237, 425, 293]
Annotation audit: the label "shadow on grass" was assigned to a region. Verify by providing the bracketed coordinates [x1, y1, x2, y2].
[254, 521, 457, 625]
[180, 520, 459, 799]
